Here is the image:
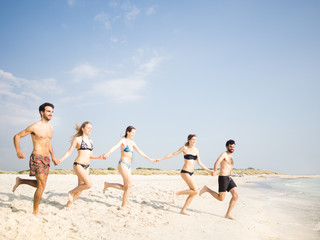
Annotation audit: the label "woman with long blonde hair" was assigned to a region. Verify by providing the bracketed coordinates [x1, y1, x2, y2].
[157, 134, 213, 215]
[58, 121, 103, 206]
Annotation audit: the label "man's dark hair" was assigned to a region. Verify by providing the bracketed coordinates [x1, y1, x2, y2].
[39, 102, 54, 115]
[226, 139, 235, 147]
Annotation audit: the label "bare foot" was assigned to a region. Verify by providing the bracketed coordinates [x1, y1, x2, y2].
[225, 214, 236, 220]
[199, 185, 208, 196]
[180, 210, 190, 216]
[67, 191, 74, 206]
[103, 182, 109, 194]
[117, 206, 124, 210]
[117, 205, 127, 211]
[32, 211, 43, 216]
[12, 177, 21, 192]
[172, 191, 177, 204]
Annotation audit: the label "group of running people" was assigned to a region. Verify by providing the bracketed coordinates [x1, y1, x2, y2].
[13, 102, 238, 219]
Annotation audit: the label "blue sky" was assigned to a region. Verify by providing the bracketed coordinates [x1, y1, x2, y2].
[0, 0, 319, 175]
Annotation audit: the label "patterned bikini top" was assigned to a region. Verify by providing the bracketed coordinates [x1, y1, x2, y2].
[78, 138, 93, 151]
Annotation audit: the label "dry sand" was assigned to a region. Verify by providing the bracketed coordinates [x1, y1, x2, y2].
[0, 173, 319, 240]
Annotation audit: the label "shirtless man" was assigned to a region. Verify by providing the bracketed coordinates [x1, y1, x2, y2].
[199, 140, 238, 220]
[12, 102, 58, 215]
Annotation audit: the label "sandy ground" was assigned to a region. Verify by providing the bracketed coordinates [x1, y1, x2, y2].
[0, 174, 319, 240]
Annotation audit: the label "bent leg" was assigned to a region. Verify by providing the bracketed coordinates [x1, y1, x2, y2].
[199, 185, 226, 201]
[33, 174, 48, 215]
[179, 173, 198, 215]
[176, 174, 199, 197]
[225, 187, 238, 220]
[67, 166, 92, 206]
[103, 181, 125, 193]
[12, 177, 38, 192]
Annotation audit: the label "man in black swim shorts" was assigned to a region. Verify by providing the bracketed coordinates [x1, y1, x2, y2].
[199, 140, 238, 220]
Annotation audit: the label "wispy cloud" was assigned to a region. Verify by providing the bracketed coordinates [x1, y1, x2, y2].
[56, 95, 85, 104]
[94, 12, 112, 29]
[138, 57, 163, 75]
[95, 2, 141, 29]
[92, 77, 147, 103]
[0, 69, 62, 98]
[30, 78, 63, 94]
[110, 36, 119, 43]
[70, 64, 99, 81]
[0, 69, 63, 127]
[90, 49, 164, 103]
[0, 102, 38, 128]
[132, 49, 164, 75]
[132, 48, 145, 64]
[0, 69, 26, 87]
[125, 5, 141, 22]
[109, 1, 118, 8]
[67, 0, 75, 6]
[146, 6, 156, 15]
[0, 81, 24, 99]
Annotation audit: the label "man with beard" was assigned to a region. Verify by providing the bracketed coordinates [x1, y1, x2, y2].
[199, 140, 238, 220]
[13, 102, 58, 215]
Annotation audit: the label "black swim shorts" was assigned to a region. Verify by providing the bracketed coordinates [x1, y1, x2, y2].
[218, 176, 237, 192]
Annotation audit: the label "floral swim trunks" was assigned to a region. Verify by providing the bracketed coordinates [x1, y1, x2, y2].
[29, 154, 50, 176]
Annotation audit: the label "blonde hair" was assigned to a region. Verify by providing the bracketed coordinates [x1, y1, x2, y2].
[185, 134, 197, 146]
[72, 121, 91, 140]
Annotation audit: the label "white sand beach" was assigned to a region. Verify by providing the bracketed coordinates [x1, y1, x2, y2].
[0, 173, 319, 240]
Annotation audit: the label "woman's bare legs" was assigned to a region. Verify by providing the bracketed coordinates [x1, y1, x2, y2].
[175, 173, 198, 215]
[67, 165, 92, 207]
[103, 164, 132, 207]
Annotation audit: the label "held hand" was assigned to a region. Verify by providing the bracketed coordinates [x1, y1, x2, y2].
[52, 157, 59, 166]
[149, 159, 156, 163]
[102, 153, 109, 159]
[55, 159, 62, 165]
[17, 151, 26, 159]
[212, 170, 218, 176]
[100, 154, 107, 160]
[154, 159, 160, 163]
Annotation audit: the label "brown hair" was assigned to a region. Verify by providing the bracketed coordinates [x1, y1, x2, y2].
[72, 121, 91, 140]
[39, 102, 54, 117]
[226, 139, 235, 147]
[185, 134, 197, 146]
[123, 126, 136, 138]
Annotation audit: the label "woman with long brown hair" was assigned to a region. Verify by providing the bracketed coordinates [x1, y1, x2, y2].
[58, 121, 103, 206]
[102, 126, 155, 208]
[157, 134, 213, 215]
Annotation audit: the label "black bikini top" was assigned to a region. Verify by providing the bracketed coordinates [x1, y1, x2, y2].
[78, 138, 93, 151]
[184, 154, 197, 160]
